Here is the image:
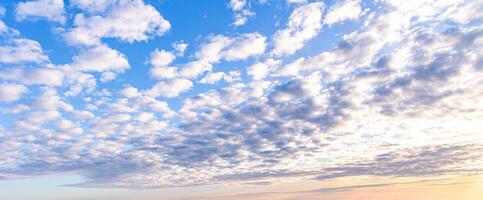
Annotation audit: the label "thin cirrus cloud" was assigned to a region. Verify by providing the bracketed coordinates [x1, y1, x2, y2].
[0, 0, 481, 197]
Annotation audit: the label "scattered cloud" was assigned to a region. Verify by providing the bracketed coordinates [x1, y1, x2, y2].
[0, 83, 28, 102]
[65, 0, 170, 46]
[0, 0, 481, 191]
[15, 0, 66, 23]
[0, 38, 48, 64]
[271, 2, 325, 57]
[324, 0, 362, 25]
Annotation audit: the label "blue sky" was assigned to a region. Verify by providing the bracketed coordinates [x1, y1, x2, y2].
[0, 0, 482, 200]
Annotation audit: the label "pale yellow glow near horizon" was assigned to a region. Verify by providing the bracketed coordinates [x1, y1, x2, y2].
[163, 175, 483, 200]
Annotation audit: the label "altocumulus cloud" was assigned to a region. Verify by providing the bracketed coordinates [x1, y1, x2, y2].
[0, 0, 482, 188]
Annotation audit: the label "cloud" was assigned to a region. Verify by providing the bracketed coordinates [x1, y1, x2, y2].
[0, 38, 48, 64]
[65, 0, 171, 46]
[0, 67, 64, 86]
[199, 72, 225, 84]
[149, 49, 176, 68]
[271, 2, 325, 56]
[223, 33, 267, 61]
[118, 86, 139, 98]
[324, 0, 362, 25]
[0, 0, 482, 190]
[15, 0, 66, 23]
[0, 83, 27, 102]
[179, 33, 266, 79]
[148, 49, 178, 79]
[197, 33, 267, 63]
[72, 45, 129, 77]
[314, 143, 483, 180]
[247, 58, 281, 80]
[172, 41, 188, 56]
[146, 78, 193, 98]
[229, 0, 254, 26]
[199, 71, 241, 84]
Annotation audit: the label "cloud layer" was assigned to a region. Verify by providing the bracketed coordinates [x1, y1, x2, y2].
[0, 0, 482, 189]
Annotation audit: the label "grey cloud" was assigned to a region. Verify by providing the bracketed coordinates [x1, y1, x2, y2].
[314, 143, 483, 180]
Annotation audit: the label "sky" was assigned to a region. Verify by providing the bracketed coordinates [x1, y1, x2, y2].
[0, 0, 482, 199]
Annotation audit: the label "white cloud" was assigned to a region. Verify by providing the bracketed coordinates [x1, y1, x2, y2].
[15, 0, 66, 23]
[229, 0, 254, 26]
[72, 45, 129, 73]
[230, 0, 247, 11]
[119, 86, 139, 98]
[100, 71, 117, 82]
[149, 66, 178, 80]
[199, 72, 225, 84]
[0, 68, 64, 86]
[149, 49, 176, 68]
[0, 84, 27, 102]
[200, 71, 242, 84]
[135, 112, 154, 122]
[272, 2, 325, 56]
[324, 0, 362, 26]
[65, 0, 171, 46]
[0, 19, 19, 36]
[197, 33, 266, 63]
[146, 78, 193, 98]
[0, 39, 48, 64]
[196, 35, 232, 63]
[62, 68, 97, 96]
[224, 33, 267, 61]
[1, 0, 482, 190]
[172, 41, 188, 56]
[148, 49, 178, 80]
[179, 61, 213, 79]
[247, 58, 281, 80]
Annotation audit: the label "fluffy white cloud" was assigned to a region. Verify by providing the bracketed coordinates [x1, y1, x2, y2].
[0, 68, 64, 86]
[149, 49, 176, 68]
[135, 112, 154, 122]
[224, 33, 267, 61]
[178, 33, 266, 79]
[149, 66, 178, 80]
[230, 0, 247, 11]
[172, 41, 188, 56]
[229, 0, 254, 26]
[199, 72, 225, 84]
[72, 45, 129, 73]
[119, 86, 139, 98]
[199, 72, 229, 84]
[272, 2, 325, 56]
[324, 0, 362, 25]
[146, 78, 193, 98]
[0, 84, 27, 102]
[148, 49, 178, 79]
[0, 39, 48, 64]
[196, 35, 231, 63]
[247, 58, 281, 80]
[179, 61, 213, 80]
[65, 0, 171, 46]
[197, 33, 267, 63]
[15, 0, 65, 23]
